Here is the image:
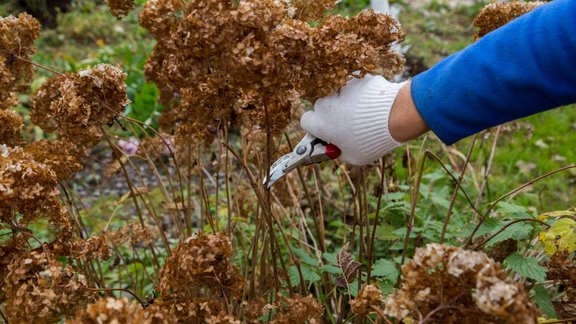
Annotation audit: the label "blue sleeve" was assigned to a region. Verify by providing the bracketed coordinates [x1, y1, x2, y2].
[411, 0, 576, 145]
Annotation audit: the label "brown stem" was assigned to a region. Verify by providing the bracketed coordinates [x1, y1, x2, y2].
[400, 150, 427, 266]
[367, 158, 387, 282]
[84, 287, 146, 308]
[474, 127, 501, 208]
[13, 54, 65, 76]
[369, 305, 392, 324]
[441, 135, 477, 243]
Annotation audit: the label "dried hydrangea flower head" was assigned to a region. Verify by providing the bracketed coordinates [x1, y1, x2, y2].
[157, 233, 244, 301]
[140, 0, 405, 147]
[3, 250, 95, 322]
[0, 109, 23, 146]
[28, 64, 130, 181]
[106, 0, 135, 19]
[0, 235, 28, 301]
[350, 284, 385, 316]
[384, 244, 537, 323]
[144, 298, 232, 323]
[270, 294, 324, 324]
[67, 297, 149, 324]
[474, 1, 545, 40]
[31, 74, 67, 133]
[0, 145, 62, 226]
[50, 64, 130, 145]
[25, 140, 87, 181]
[0, 60, 18, 109]
[0, 13, 41, 109]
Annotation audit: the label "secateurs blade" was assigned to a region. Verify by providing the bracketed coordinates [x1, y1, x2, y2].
[264, 133, 341, 189]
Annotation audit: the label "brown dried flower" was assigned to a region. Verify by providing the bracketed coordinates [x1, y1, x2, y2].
[31, 73, 67, 133]
[0, 235, 28, 301]
[145, 299, 228, 323]
[157, 232, 244, 301]
[25, 139, 87, 181]
[0, 145, 63, 226]
[384, 243, 537, 323]
[50, 64, 130, 145]
[0, 60, 18, 109]
[0, 109, 23, 145]
[270, 294, 324, 324]
[67, 297, 148, 324]
[0, 13, 41, 108]
[350, 284, 384, 316]
[3, 250, 95, 322]
[474, 1, 545, 40]
[291, 0, 339, 21]
[140, 0, 404, 147]
[106, 0, 135, 19]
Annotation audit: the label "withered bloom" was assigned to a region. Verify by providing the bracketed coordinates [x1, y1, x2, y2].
[384, 244, 537, 323]
[0, 109, 23, 145]
[4, 250, 95, 322]
[157, 233, 244, 300]
[106, 0, 135, 19]
[474, 1, 545, 40]
[140, 0, 405, 147]
[0, 13, 41, 109]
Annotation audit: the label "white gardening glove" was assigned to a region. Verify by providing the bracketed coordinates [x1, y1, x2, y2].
[301, 75, 406, 166]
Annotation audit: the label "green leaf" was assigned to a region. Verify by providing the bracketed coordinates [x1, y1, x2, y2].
[320, 264, 341, 274]
[288, 266, 301, 287]
[497, 202, 527, 215]
[371, 259, 399, 283]
[379, 282, 395, 296]
[288, 265, 321, 286]
[348, 279, 359, 297]
[504, 253, 547, 282]
[538, 218, 576, 255]
[486, 222, 534, 247]
[302, 266, 321, 283]
[463, 217, 504, 240]
[291, 247, 319, 267]
[532, 285, 557, 318]
[376, 224, 401, 241]
[322, 252, 338, 264]
[383, 192, 406, 202]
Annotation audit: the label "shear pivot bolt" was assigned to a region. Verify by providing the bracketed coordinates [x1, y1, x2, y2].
[296, 146, 307, 155]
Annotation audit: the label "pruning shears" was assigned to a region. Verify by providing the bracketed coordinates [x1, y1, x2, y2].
[264, 133, 341, 189]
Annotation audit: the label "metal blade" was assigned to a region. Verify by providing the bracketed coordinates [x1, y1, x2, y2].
[263, 153, 293, 189]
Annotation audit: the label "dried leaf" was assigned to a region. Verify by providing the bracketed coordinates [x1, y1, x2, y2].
[335, 242, 361, 288]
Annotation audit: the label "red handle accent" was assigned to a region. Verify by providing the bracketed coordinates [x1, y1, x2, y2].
[325, 144, 341, 160]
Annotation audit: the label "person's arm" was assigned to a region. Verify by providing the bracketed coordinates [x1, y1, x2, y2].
[410, 0, 576, 145]
[301, 0, 576, 166]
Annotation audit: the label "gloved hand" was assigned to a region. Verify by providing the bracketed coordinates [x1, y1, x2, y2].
[301, 75, 407, 166]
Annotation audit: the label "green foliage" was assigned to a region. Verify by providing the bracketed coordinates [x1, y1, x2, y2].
[371, 259, 399, 284]
[532, 285, 558, 319]
[504, 253, 547, 282]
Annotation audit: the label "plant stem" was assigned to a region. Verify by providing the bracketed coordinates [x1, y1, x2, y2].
[367, 158, 387, 281]
[441, 135, 477, 243]
[84, 287, 146, 308]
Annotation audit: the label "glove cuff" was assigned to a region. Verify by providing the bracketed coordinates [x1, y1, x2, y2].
[353, 79, 406, 162]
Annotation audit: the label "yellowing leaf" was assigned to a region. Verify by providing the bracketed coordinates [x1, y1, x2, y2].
[538, 218, 576, 255]
[537, 209, 576, 221]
